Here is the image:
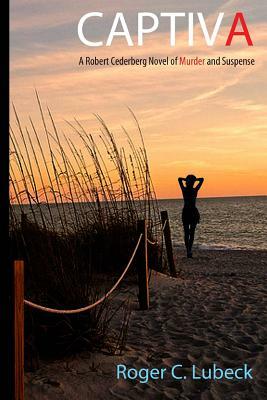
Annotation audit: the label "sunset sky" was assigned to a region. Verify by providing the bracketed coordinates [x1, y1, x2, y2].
[10, 0, 267, 199]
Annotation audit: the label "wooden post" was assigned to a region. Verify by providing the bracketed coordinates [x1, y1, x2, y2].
[14, 261, 24, 400]
[137, 220, 149, 310]
[161, 211, 177, 278]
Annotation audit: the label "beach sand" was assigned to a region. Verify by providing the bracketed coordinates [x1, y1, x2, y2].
[25, 250, 267, 400]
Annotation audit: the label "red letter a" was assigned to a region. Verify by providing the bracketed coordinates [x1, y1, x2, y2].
[226, 12, 253, 46]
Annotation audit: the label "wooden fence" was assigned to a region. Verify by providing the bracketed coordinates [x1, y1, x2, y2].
[13, 212, 175, 399]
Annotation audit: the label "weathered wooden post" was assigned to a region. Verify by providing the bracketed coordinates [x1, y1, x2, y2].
[137, 220, 149, 310]
[14, 261, 24, 400]
[161, 211, 177, 278]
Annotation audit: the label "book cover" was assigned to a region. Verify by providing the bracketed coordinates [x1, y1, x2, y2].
[8, 1, 267, 399]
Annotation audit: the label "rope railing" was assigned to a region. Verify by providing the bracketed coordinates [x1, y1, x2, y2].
[147, 219, 167, 246]
[14, 215, 176, 399]
[147, 238, 157, 245]
[24, 233, 143, 315]
[161, 219, 167, 233]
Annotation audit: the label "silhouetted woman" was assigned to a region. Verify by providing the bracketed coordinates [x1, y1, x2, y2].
[178, 175, 204, 258]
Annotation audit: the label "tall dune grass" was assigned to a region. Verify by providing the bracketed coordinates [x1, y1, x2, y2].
[9, 94, 163, 368]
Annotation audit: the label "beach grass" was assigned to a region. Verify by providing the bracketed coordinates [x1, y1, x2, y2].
[9, 94, 163, 369]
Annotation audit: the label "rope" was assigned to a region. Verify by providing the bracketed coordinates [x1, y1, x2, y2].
[161, 219, 167, 233]
[147, 238, 157, 246]
[147, 219, 167, 246]
[152, 220, 162, 227]
[24, 233, 143, 314]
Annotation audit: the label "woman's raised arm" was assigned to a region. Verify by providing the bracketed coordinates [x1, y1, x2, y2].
[195, 177, 204, 191]
[178, 177, 186, 190]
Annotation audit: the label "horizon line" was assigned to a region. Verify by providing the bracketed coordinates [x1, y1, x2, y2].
[11, 194, 267, 206]
[158, 194, 267, 200]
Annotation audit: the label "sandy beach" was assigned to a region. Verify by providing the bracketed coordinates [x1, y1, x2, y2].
[25, 249, 267, 400]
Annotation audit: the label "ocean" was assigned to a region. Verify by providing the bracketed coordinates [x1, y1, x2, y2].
[12, 196, 266, 251]
[158, 196, 267, 251]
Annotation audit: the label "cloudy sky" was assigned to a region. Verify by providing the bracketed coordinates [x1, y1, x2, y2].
[10, 0, 267, 198]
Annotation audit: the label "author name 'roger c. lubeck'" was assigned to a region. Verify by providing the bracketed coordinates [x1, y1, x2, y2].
[116, 363, 253, 384]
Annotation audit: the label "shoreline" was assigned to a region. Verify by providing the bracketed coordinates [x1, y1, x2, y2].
[173, 246, 267, 252]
